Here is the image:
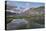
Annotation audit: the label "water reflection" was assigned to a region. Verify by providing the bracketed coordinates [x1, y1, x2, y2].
[7, 19, 44, 30]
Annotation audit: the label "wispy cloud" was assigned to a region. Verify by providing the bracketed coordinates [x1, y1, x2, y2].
[7, 1, 44, 13]
[7, 1, 44, 9]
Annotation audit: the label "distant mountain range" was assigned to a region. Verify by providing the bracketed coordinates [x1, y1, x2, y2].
[6, 6, 45, 16]
[20, 6, 45, 16]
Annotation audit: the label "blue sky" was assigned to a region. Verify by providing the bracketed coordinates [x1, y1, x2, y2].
[7, 1, 44, 9]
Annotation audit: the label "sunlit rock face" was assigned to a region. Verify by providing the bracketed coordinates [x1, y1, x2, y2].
[7, 19, 28, 30]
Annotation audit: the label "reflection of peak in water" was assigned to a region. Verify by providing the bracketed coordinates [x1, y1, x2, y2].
[7, 19, 29, 30]
[12, 19, 28, 24]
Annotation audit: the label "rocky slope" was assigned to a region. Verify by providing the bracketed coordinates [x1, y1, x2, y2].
[21, 6, 45, 16]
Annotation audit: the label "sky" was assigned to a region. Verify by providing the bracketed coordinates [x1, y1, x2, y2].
[7, 1, 44, 9]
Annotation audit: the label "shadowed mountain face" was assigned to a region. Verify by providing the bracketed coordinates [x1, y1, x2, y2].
[6, 11, 16, 16]
[6, 6, 45, 16]
[21, 6, 45, 16]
